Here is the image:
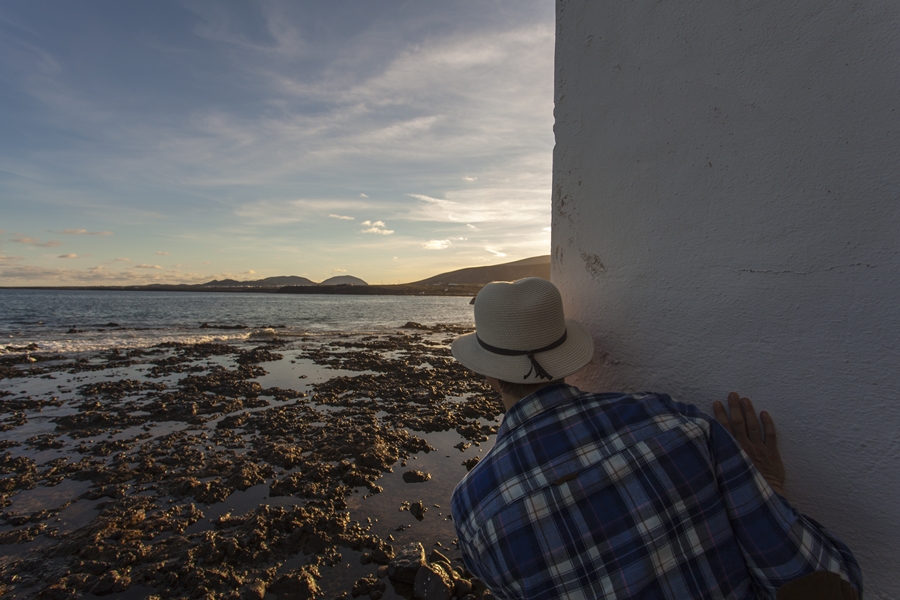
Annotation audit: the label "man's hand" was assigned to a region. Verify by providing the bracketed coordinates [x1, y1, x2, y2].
[713, 392, 787, 498]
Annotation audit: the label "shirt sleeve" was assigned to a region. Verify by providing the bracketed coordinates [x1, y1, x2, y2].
[708, 417, 864, 598]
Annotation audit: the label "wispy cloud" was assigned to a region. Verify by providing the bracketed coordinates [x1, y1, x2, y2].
[423, 239, 451, 250]
[60, 229, 112, 235]
[235, 198, 374, 225]
[12, 236, 61, 247]
[329, 214, 354, 220]
[485, 247, 507, 257]
[155, 251, 170, 256]
[57, 253, 78, 259]
[134, 264, 163, 270]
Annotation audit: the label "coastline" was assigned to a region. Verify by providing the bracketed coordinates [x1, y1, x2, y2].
[0, 284, 485, 297]
[0, 324, 500, 599]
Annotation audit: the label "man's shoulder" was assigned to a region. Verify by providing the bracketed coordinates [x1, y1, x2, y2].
[545, 385, 709, 423]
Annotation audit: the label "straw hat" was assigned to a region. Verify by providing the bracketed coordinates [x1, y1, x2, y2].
[452, 278, 594, 382]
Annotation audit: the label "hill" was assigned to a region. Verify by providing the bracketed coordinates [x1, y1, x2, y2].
[319, 275, 368, 286]
[410, 255, 550, 285]
[202, 275, 316, 287]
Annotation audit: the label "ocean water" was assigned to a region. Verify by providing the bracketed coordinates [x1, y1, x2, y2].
[0, 289, 475, 354]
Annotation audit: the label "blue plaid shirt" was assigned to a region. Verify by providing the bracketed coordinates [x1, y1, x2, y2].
[451, 384, 862, 599]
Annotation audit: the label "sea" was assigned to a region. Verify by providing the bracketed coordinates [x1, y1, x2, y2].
[0, 289, 476, 354]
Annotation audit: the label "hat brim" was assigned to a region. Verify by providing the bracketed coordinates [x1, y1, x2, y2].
[451, 319, 594, 382]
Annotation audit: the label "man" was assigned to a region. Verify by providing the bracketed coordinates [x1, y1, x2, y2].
[450, 278, 862, 599]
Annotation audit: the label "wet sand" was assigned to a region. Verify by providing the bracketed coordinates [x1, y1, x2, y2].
[0, 324, 502, 599]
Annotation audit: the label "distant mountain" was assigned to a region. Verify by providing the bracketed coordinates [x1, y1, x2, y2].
[410, 255, 550, 285]
[202, 275, 316, 287]
[319, 275, 368, 286]
[197, 257, 548, 289]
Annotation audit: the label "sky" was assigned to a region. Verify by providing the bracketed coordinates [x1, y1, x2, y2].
[0, 1, 555, 286]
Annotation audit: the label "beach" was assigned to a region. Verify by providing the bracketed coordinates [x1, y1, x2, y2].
[0, 316, 501, 599]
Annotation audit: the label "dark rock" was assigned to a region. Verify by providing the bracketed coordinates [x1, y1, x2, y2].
[352, 574, 385, 598]
[462, 456, 481, 471]
[87, 569, 131, 595]
[409, 500, 427, 521]
[387, 542, 426, 584]
[402, 470, 432, 483]
[199, 323, 248, 329]
[454, 578, 473, 597]
[413, 562, 453, 600]
[239, 580, 266, 600]
[428, 549, 452, 572]
[267, 566, 321, 600]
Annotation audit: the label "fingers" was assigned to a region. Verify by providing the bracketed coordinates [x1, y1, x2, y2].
[727, 392, 748, 441]
[760, 410, 778, 450]
[712, 400, 732, 434]
[715, 392, 776, 447]
[741, 397, 762, 441]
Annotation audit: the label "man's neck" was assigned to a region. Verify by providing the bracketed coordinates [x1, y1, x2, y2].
[497, 380, 562, 411]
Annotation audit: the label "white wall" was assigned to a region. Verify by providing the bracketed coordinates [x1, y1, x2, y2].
[552, 1, 899, 596]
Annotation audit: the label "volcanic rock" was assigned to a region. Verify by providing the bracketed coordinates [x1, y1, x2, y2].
[267, 566, 321, 599]
[409, 500, 427, 521]
[402, 470, 432, 483]
[387, 542, 426, 584]
[413, 562, 454, 600]
[462, 456, 481, 471]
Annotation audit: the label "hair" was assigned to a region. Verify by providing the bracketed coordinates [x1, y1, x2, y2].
[496, 378, 564, 400]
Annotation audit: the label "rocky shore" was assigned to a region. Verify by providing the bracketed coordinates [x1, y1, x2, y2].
[0, 323, 503, 599]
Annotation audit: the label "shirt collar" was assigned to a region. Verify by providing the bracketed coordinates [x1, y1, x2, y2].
[497, 382, 580, 438]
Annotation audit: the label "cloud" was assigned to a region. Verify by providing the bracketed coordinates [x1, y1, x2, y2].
[155, 251, 170, 256]
[463, 176, 477, 182]
[332, 268, 347, 273]
[423, 239, 451, 250]
[329, 214, 354, 220]
[235, 198, 375, 225]
[0, 259, 210, 285]
[60, 229, 112, 235]
[58, 254, 79, 259]
[243, 270, 256, 275]
[12, 236, 62, 247]
[115, 257, 132, 262]
[0, 254, 24, 262]
[359, 193, 368, 198]
[485, 247, 507, 257]
[134, 264, 163, 269]
[466, 224, 478, 230]
[407, 193, 453, 207]
[543, 226, 551, 232]
[361, 220, 394, 235]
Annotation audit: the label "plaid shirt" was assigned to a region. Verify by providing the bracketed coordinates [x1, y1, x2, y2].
[451, 384, 862, 599]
